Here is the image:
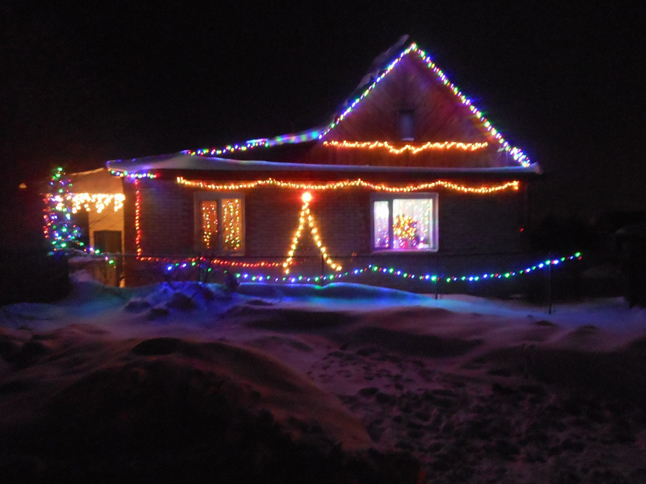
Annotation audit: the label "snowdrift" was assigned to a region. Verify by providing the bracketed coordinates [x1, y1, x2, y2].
[1, 281, 646, 483]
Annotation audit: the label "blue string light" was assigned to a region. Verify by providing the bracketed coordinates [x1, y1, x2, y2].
[161, 252, 582, 285]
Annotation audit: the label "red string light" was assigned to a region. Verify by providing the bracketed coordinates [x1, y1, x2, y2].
[135, 179, 142, 258]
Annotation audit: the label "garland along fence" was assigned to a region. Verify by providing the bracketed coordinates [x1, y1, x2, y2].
[73, 251, 586, 310]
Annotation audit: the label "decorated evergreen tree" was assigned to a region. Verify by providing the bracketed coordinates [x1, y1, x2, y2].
[43, 167, 83, 252]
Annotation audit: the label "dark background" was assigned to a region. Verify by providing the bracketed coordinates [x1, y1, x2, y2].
[2, 0, 645, 250]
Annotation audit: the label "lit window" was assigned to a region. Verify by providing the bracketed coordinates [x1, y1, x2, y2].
[195, 193, 244, 254]
[371, 193, 438, 251]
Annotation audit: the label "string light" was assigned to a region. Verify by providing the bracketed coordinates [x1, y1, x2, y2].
[222, 198, 243, 251]
[199, 199, 243, 251]
[68, 193, 126, 214]
[135, 179, 142, 257]
[283, 192, 341, 274]
[139, 256, 282, 268]
[43, 167, 83, 252]
[201, 201, 219, 249]
[323, 140, 488, 154]
[184, 130, 322, 157]
[160, 252, 583, 286]
[109, 170, 157, 179]
[177, 177, 519, 194]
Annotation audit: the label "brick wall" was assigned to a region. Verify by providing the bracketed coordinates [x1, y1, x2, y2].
[124, 178, 527, 285]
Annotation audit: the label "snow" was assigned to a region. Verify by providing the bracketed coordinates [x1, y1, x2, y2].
[1, 281, 646, 482]
[106, 151, 539, 176]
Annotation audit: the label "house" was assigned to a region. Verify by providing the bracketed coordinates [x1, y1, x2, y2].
[103, 39, 542, 288]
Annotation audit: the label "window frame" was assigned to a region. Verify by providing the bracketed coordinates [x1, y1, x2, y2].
[370, 192, 439, 253]
[194, 191, 245, 255]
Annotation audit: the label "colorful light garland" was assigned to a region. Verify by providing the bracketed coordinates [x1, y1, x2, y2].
[109, 170, 157, 179]
[43, 167, 84, 252]
[185, 130, 322, 157]
[160, 252, 583, 285]
[323, 140, 488, 154]
[177, 177, 520, 194]
[69, 193, 126, 214]
[283, 192, 341, 274]
[179, 43, 530, 167]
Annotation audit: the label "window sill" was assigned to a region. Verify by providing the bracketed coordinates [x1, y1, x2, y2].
[371, 249, 439, 255]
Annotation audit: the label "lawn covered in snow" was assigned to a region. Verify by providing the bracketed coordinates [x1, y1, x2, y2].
[1, 281, 645, 483]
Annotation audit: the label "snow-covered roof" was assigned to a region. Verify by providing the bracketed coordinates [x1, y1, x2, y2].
[107, 152, 540, 176]
[70, 167, 123, 193]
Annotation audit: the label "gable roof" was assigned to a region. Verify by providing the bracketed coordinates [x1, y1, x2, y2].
[108, 39, 537, 175]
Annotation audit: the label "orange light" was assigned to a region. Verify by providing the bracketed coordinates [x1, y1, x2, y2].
[177, 177, 520, 195]
[283, 196, 340, 274]
[323, 140, 488, 154]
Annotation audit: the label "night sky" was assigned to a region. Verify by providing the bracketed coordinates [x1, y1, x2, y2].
[3, 1, 645, 238]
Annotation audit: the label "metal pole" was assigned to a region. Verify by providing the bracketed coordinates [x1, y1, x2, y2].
[547, 252, 553, 315]
[434, 254, 439, 300]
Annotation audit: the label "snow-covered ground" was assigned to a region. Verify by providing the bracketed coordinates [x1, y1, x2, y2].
[1, 281, 645, 483]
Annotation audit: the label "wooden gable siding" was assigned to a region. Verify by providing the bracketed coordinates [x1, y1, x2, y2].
[297, 53, 506, 168]
[324, 54, 489, 144]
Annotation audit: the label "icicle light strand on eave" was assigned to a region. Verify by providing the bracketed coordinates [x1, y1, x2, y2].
[182, 42, 531, 167]
[69, 193, 126, 214]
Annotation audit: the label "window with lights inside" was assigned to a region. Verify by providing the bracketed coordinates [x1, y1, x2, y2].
[195, 193, 244, 254]
[371, 193, 438, 251]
